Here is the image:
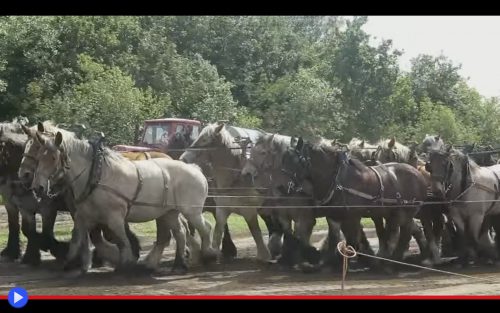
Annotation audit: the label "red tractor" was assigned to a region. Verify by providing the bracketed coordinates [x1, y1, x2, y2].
[113, 118, 202, 159]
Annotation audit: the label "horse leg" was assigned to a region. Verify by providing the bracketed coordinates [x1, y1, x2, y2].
[420, 216, 440, 266]
[441, 215, 458, 257]
[411, 220, 428, 259]
[341, 216, 371, 266]
[450, 213, 468, 267]
[432, 212, 445, 260]
[40, 203, 69, 261]
[261, 212, 282, 259]
[222, 223, 237, 260]
[212, 208, 230, 256]
[294, 213, 321, 267]
[63, 212, 92, 273]
[383, 215, 400, 260]
[205, 203, 236, 260]
[20, 212, 41, 266]
[469, 214, 496, 264]
[392, 216, 414, 262]
[243, 212, 271, 262]
[276, 215, 296, 266]
[490, 215, 500, 264]
[294, 213, 316, 243]
[167, 212, 189, 274]
[184, 210, 217, 264]
[105, 215, 137, 273]
[320, 218, 343, 269]
[372, 216, 386, 255]
[143, 215, 172, 271]
[125, 223, 141, 261]
[0, 202, 21, 261]
[89, 227, 119, 267]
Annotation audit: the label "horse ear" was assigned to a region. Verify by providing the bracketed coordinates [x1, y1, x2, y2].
[446, 144, 453, 153]
[290, 136, 298, 147]
[435, 135, 440, 141]
[55, 132, 63, 148]
[215, 123, 224, 134]
[21, 124, 32, 137]
[296, 137, 304, 151]
[359, 140, 365, 148]
[331, 139, 337, 146]
[37, 122, 45, 133]
[388, 137, 396, 148]
[36, 132, 46, 145]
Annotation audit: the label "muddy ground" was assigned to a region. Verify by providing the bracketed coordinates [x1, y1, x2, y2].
[1, 207, 500, 296]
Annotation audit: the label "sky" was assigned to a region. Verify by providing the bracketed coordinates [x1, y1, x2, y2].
[361, 16, 500, 98]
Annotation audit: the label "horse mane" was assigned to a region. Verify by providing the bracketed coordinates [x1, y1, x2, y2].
[256, 133, 291, 157]
[313, 137, 334, 147]
[348, 137, 377, 149]
[450, 148, 480, 169]
[55, 130, 125, 165]
[31, 120, 78, 140]
[376, 138, 413, 161]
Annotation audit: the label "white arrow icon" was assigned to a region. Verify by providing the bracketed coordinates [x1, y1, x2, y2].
[13, 292, 23, 304]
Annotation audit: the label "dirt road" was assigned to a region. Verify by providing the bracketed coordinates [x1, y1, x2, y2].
[1, 207, 500, 296]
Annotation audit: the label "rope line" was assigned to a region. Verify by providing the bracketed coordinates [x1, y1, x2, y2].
[336, 240, 498, 290]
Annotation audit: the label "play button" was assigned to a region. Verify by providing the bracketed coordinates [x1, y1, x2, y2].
[8, 287, 28, 308]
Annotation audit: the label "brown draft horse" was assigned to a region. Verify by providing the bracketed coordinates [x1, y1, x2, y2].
[281, 137, 428, 270]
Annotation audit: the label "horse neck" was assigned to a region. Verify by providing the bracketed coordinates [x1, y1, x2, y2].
[64, 139, 94, 197]
[310, 158, 340, 202]
[447, 156, 471, 199]
[210, 147, 243, 187]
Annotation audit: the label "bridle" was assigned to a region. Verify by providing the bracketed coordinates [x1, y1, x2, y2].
[281, 145, 312, 195]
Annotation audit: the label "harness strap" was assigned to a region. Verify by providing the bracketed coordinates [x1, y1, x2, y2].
[369, 166, 385, 203]
[338, 163, 414, 205]
[153, 160, 169, 209]
[96, 163, 164, 210]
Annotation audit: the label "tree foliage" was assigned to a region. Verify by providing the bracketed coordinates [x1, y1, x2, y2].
[0, 16, 497, 147]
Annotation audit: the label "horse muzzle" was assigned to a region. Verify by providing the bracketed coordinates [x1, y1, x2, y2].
[430, 181, 446, 199]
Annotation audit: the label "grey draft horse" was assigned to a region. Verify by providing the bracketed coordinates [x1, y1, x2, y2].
[29, 130, 216, 273]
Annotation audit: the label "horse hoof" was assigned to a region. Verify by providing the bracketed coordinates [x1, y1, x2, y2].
[201, 251, 218, 265]
[62, 269, 86, 279]
[421, 258, 434, 267]
[170, 266, 188, 275]
[299, 262, 321, 274]
[91, 250, 105, 268]
[221, 246, 237, 260]
[51, 242, 70, 261]
[21, 254, 41, 267]
[0, 248, 20, 261]
[115, 263, 152, 276]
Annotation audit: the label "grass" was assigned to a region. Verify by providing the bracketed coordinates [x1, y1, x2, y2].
[0, 207, 375, 249]
[129, 214, 375, 239]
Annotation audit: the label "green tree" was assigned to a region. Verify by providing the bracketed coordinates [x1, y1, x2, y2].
[39, 55, 163, 145]
[261, 68, 345, 139]
[324, 16, 402, 141]
[410, 54, 462, 108]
